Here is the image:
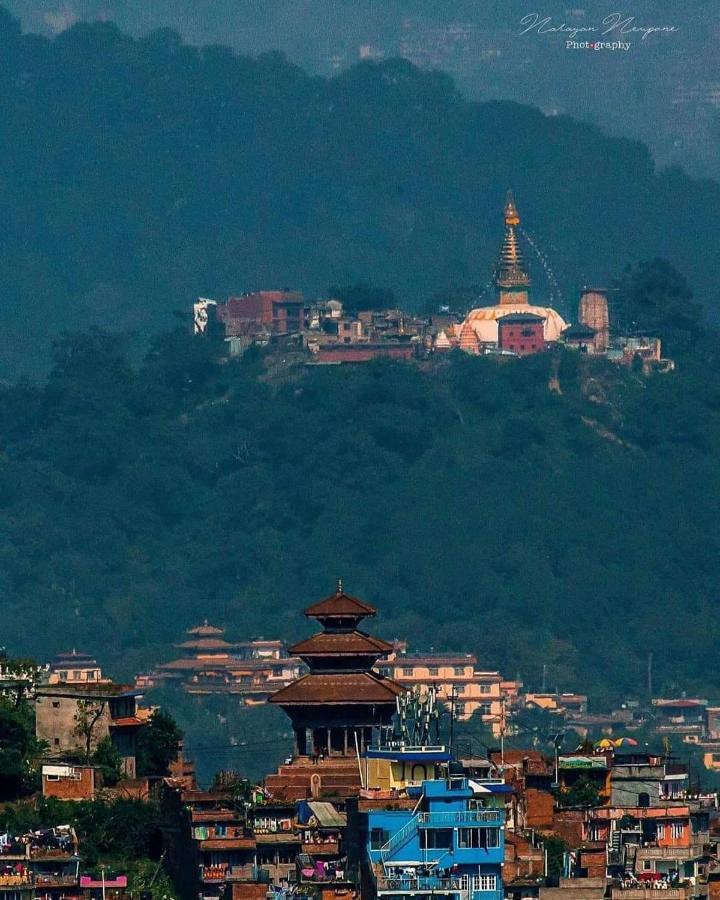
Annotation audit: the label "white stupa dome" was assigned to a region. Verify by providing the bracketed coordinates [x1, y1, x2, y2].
[465, 304, 568, 343]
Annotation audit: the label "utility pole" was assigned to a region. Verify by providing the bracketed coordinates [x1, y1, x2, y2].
[542, 664, 547, 693]
[449, 685, 457, 760]
[500, 695, 506, 767]
[647, 652, 653, 699]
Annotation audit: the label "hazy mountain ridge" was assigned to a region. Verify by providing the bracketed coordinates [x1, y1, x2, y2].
[4, 0, 718, 179]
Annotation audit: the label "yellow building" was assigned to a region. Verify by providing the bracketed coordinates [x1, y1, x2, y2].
[379, 653, 508, 736]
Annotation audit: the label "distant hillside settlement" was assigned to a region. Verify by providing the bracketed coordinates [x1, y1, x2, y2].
[193, 194, 674, 373]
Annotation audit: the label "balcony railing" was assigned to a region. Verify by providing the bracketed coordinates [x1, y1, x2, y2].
[224, 865, 258, 882]
[376, 874, 464, 892]
[376, 875, 501, 898]
[611, 890, 687, 899]
[201, 867, 227, 882]
[635, 842, 707, 860]
[417, 810, 504, 826]
[34, 875, 79, 887]
[0, 874, 79, 890]
[302, 841, 339, 855]
[0, 875, 32, 889]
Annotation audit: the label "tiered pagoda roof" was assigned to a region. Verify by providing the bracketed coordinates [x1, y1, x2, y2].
[303, 583, 377, 626]
[174, 638, 242, 651]
[187, 620, 225, 637]
[270, 581, 403, 710]
[269, 671, 403, 706]
[290, 631, 392, 657]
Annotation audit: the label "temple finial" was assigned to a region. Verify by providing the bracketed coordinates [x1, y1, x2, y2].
[504, 189, 520, 227]
[336, 578, 343, 594]
[497, 191, 529, 293]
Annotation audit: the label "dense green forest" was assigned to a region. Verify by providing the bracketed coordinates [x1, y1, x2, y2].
[1, 298, 720, 718]
[1, 6, 720, 376]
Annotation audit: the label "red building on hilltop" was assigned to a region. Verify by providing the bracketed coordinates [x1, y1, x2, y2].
[220, 291, 305, 336]
[497, 312, 547, 355]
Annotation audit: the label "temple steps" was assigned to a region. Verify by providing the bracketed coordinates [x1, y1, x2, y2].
[264, 756, 363, 800]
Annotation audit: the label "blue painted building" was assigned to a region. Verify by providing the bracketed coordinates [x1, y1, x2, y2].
[366, 774, 507, 900]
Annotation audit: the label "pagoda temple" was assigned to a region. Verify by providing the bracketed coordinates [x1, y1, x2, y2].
[269, 582, 404, 758]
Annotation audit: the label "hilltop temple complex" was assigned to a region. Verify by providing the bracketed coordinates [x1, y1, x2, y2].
[443, 193, 568, 353]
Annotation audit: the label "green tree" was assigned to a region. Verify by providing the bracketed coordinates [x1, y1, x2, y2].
[73, 700, 107, 763]
[93, 737, 123, 787]
[542, 835, 567, 880]
[328, 281, 397, 314]
[615, 258, 703, 352]
[554, 775, 602, 809]
[136, 711, 183, 777]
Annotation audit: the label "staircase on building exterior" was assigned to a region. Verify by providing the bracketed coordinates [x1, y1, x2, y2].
[379, 814, 419, 868]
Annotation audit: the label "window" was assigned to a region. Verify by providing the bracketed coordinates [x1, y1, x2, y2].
[671, 822, 684, 840]
[656, 824, 666, 840]
[454, 667, 465, 676]
[455, 702, 466, 716]
[53, 738, 60, 746]
[370, 828, 389, 850]
[45, 774, 59, 782]
[378, 667, 391, 677]
[479, 874, 497, 891]
[643, 862, 653, 872]
[52, 701, 60, 708]
[638, 792, 650, 808]
[479, 684, 492, 694]
[428, 667, 439, 677]
[479, 703, 492, 716]
[457, 828, 499, 849]
[402, 667, 413, 677]
[420, 829, 452, 850]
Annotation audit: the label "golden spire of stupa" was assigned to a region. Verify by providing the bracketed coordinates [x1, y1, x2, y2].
[504, 190, 520, 227]
[496, 190, 530, 297]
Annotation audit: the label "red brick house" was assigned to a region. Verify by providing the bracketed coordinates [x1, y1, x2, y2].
[220, 291, 305, 335]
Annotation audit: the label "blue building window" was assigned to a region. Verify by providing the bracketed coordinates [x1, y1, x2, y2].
[458, 827, 500, 849]
[420, 829, 453, 849]
[370, 828, 389, 850]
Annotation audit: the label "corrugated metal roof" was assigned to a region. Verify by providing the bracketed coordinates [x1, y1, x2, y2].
[307, 801, 346, 828]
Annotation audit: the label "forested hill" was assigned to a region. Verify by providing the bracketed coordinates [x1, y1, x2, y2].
[1, 6, 720, 377]
[2, 329, 720, 708]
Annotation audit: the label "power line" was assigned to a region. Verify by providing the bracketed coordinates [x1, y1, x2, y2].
[184, 737, 292, 756]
